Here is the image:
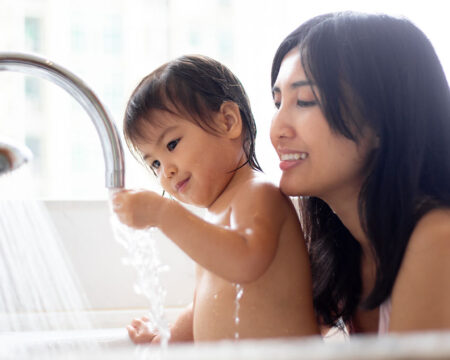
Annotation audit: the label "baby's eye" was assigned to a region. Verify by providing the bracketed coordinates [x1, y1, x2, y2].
[167, 138, 180, 151]
[151, 160, 160, 169]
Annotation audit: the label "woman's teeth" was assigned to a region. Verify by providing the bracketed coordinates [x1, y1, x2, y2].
[280, 153, 308, 161]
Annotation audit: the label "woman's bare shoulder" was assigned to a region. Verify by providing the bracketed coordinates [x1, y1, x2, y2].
[408, 207, 450, 251]
[389, 207, 450, 331]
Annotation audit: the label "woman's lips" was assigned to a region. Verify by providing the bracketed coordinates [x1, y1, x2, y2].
[279, 152, 308, 171]
[175, 177, 190, 193]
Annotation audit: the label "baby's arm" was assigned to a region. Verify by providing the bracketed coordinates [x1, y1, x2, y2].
[114, 182, 288, 283]
[127, 303, 194, 344]
[168, 302, 194, 342]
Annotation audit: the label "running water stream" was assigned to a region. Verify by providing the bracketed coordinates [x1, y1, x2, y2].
[109, 190, 171, 350]
[0, 166, 171, 357]
[0, 167, 97, 356]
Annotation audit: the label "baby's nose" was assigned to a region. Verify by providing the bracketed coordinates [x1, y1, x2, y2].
[163, 163, 177, 178]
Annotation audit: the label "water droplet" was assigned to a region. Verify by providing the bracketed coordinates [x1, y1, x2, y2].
[233, 283, 244, 340]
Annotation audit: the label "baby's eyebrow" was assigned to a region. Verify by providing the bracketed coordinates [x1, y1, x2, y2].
[141, 125, 178, 161]
[155, 126, 177, 146]
[142, 153, 151, 161]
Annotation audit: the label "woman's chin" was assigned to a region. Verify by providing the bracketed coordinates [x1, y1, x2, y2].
[279, 181, 301, 197]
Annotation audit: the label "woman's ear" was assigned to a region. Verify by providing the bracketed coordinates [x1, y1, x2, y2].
[217, 101, 243, 140]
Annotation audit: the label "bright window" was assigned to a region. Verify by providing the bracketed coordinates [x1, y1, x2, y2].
[1, 0, 448, 199]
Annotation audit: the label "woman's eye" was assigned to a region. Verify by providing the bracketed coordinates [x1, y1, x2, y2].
[274, 101, 281, 109]
[297, 99, 317, 107]
[151, 160, 160, 169]
[167, 138, 180, 151]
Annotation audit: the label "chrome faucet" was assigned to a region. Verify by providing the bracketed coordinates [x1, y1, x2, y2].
[0, 52, 125, 188]
[0, 137, 32, 175]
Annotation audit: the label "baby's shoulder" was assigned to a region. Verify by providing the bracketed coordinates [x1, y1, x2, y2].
[237, 175, 287, 201]
[232, 175, 293, 214]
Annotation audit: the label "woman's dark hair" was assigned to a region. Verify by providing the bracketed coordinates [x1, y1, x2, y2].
[124, 54, 261, 172]
[271, 12, 450, 327]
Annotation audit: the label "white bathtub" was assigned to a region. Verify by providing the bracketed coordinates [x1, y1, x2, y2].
[3, 328, 450, 359]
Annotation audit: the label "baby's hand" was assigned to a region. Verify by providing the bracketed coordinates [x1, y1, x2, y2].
[113, 189, 166, 229]
[127, 316, 161, 344]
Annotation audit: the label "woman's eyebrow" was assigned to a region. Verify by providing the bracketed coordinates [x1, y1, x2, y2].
[272, 86, 281, 96]
[291, 80, 313, 88]
[272, 80, 313, 95]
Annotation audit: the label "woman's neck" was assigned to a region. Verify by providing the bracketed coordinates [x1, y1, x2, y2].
[322, 185, 378, 298]
[321, 186, 371, 256]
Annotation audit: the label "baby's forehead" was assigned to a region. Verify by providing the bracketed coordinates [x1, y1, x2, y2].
[139, 110, 183, 136]
[141, 108, 219, 138]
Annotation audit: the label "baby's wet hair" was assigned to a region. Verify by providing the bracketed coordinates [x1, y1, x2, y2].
[124, 54, 261, 172]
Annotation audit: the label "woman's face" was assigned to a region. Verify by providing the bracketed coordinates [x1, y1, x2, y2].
[270, 49, 377, 202]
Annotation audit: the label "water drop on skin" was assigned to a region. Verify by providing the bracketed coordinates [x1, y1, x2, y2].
[233, 283, 244, 340]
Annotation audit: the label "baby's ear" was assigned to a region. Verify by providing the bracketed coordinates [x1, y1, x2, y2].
[218, 101, 243, 140]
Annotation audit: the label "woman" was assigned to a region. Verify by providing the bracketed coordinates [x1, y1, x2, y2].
[270, 12, 450, 334]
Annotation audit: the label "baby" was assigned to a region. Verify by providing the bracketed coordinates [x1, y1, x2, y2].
[113, 55, 318, 343]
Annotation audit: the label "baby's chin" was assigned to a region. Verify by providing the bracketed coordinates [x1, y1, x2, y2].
[170, 193, 209, 209]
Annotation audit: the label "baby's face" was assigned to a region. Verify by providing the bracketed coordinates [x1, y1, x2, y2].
[136, 111, 241, 208]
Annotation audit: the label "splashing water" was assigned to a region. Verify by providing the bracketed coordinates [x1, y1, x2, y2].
[109, 190, 170, 351]
[233, 283, 244, 340]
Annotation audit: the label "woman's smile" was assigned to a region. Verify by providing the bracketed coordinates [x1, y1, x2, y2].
[278, 152, 309, 171]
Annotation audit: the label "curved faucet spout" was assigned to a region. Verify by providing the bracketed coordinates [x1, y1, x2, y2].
[0, 137, 33, 176]
[0, 52, 125, 189]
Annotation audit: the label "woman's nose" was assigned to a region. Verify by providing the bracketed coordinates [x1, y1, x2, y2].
[270, 110, 294, 141]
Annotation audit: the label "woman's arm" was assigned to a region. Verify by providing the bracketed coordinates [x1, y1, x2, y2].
[389, 208, 450, 332]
